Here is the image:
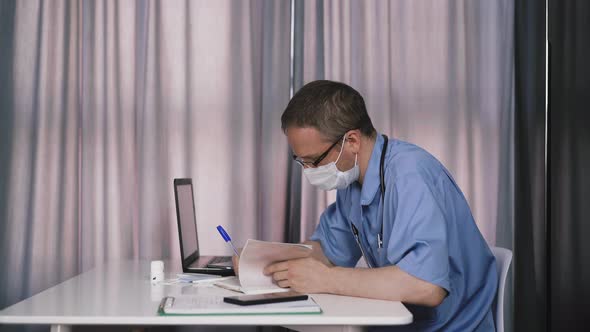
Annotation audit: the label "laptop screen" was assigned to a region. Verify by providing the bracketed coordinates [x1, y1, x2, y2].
[176, 183, 199, 260]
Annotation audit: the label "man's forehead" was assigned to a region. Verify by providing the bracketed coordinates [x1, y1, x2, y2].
[286, 127, 329, 157]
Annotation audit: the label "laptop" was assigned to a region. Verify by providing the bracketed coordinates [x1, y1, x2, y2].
[173, 178, 235, 276]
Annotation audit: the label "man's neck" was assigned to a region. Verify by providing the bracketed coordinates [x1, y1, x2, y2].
[357, 135, 377, 185]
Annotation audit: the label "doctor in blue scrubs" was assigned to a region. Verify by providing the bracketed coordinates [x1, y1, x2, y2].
[262, 80, 498, 331]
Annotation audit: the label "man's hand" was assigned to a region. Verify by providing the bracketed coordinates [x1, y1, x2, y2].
[263, 257, 333, 294]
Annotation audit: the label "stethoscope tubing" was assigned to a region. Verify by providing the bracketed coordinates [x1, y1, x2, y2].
[350, 134, 388, 269]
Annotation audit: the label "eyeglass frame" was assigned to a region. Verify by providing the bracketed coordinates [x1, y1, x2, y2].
[292, 134, 346, 168]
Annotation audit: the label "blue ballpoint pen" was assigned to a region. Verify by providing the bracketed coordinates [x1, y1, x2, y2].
[216, 225, 240, 257]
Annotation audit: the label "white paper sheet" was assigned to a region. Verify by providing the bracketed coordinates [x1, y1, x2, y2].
[161, 295, 321, 315]
[215, 239, 312, 294]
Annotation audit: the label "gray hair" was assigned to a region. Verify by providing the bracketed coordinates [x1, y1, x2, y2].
[281, 80, 376, 142]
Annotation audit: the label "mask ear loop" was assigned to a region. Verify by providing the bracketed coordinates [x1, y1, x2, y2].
[333, 134, 347, 164]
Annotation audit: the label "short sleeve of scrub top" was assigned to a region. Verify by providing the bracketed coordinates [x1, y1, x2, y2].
[387, 171, 452, 293]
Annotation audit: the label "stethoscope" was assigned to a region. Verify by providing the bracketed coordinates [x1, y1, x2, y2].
[350, 134, 388, 269]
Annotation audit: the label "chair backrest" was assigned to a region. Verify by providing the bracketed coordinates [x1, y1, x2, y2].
[490, 246, 513, 332]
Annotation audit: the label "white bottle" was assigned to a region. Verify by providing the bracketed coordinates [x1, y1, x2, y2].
[150, 260, 164, 283]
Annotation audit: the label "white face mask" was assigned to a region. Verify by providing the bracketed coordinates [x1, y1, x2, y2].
[303, 135, 359, 191]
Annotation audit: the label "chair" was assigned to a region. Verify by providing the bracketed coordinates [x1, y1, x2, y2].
[490, 246, 513, 332]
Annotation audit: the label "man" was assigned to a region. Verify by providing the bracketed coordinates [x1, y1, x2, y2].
[236, 80, 498, 331]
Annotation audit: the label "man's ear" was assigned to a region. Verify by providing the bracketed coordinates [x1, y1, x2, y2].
[345, 129, 362, 154]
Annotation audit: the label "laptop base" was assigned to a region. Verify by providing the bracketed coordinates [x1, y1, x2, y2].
[183, 255, 235, 276]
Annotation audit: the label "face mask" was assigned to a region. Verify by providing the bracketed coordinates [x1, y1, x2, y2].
[303, 135, 359, 191]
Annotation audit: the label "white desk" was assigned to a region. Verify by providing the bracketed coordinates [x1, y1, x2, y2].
[0, 260, 412, 332]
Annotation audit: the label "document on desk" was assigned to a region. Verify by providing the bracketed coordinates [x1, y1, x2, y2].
[158, 296, 321, 315]
[214, 239, 312, 295]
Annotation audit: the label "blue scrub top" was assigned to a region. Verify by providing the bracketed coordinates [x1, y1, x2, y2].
[310, 134, 498, 331]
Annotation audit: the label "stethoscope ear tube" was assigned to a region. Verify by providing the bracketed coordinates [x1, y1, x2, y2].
[351, 223, 374, 268]
[378, 135, 388, 249]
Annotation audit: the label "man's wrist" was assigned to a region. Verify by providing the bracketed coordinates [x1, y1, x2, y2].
[324, 266, 342, 294]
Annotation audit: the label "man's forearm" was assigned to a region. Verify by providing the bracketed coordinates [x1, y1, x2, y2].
[304, 240, 334, 267]
[302, 240, 445, 306]
[327, 265, 447, 307]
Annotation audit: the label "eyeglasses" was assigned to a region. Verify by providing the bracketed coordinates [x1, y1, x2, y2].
[292, 135, 344, 168]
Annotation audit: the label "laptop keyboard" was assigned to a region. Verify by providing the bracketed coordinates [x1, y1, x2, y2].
[208, 256, 232, 264]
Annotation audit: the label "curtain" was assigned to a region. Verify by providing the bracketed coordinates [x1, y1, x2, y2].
[1, 0, 519, 331]
[514, 0, 547, 331]
[548, 1, 590, 330]
[290, 0, 515, 330]
[0, 0, 291, 321]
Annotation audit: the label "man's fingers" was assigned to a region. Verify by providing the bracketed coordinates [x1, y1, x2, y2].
[264, 261, 289, 275]
[277, 280, 290, 288]
[272, 270, 289, 281]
